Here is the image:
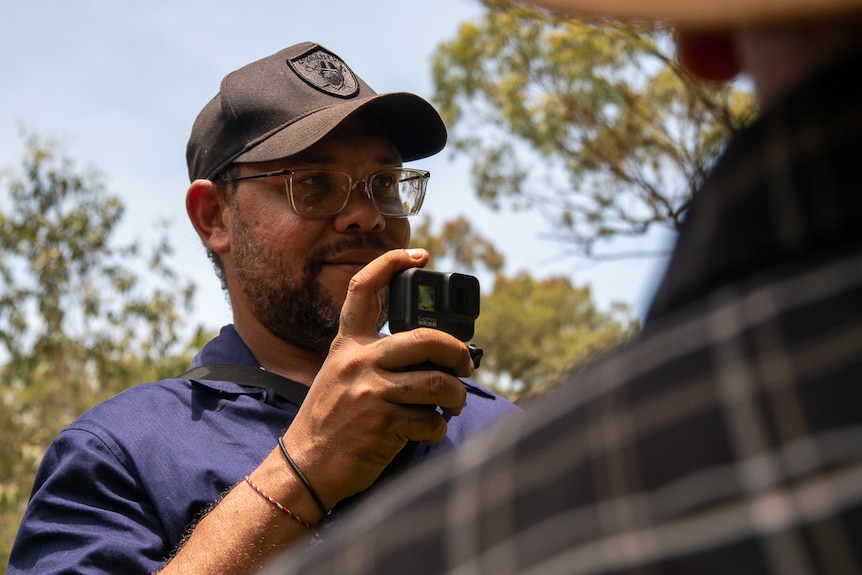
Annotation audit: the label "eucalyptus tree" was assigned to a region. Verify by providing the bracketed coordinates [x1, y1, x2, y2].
[432, 1, 756, 258]
[0, 131, 204, 563]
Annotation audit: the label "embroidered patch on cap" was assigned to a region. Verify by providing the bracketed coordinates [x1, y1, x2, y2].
[288, 47, 360, 99]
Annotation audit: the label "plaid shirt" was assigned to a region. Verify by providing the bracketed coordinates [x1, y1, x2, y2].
[266, 49, 862, 574]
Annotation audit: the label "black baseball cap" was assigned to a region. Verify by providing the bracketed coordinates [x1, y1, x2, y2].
[186, 42, 448, 182]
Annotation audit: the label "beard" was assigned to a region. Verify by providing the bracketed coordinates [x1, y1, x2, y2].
[231, 205, 395, 354]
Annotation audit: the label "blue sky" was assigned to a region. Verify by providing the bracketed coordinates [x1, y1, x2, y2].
[1, 0, 670, 333]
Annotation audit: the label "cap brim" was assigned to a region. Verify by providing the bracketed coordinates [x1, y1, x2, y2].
[235, 92, 446, 165]
[530, 0, 862, 25]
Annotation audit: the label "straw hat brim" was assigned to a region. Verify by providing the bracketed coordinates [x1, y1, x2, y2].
[529, 0, 862, 26]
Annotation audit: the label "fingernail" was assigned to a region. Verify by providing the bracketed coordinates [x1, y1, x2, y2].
[406, 248, 424, 259]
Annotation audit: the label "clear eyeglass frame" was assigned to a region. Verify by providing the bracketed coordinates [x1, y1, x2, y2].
[228, 167, 430, 218]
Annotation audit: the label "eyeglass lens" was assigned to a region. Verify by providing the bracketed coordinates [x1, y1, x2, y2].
[288, 169, 426, 217]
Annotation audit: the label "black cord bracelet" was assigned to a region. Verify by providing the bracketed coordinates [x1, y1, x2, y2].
[277, 436, 328, 516]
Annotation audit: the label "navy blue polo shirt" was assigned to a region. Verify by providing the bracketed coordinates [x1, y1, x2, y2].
[9, 325, 520, 574]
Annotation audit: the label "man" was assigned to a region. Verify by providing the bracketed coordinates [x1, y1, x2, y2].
[8, 42, 519, 574]
[262, 2, 862, 574]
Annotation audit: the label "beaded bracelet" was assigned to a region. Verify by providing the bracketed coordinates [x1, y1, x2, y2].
[243, 475, 314, 531]
[278, 437, 329, 516]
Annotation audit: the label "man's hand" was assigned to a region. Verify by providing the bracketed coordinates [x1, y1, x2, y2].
[281, 248, 475, 510]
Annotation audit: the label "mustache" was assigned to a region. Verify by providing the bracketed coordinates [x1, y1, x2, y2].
[308, 235, 399, 265]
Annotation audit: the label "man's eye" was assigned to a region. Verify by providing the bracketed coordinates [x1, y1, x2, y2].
[370, 172, 397, 190]
[296, 172, 335, 188]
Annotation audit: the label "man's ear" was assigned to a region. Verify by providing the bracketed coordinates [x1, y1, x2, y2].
[676, 29, 741, 84]
[186, 179, 231, 255]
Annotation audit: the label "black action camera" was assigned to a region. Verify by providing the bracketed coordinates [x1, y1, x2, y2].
[388, 269, 480, 342]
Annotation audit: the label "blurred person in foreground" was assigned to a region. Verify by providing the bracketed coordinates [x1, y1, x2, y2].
[262, 1, 862, 573]
[8, 42, 519, 575]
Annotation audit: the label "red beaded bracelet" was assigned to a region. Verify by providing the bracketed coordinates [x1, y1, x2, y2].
[243, 475, 315, 531]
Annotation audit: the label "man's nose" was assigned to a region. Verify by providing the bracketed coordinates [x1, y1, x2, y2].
[334, 181, 385, 232]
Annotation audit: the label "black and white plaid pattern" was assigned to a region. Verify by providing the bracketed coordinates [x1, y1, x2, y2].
[265, 49, 862, 575]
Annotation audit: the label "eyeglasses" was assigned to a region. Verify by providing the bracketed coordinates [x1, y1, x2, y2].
[228, 167, 430, 218]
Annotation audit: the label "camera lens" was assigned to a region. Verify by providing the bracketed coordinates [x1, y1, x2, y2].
[455, 288, 469, 306]
[449, 274, 479, 317]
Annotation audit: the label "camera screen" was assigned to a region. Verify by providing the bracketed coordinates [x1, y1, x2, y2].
[418, 284, 436, 312]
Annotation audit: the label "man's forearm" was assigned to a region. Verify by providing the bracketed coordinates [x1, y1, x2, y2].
[158, 449, 323, 575]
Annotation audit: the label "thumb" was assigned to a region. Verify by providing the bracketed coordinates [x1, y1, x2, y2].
[337, 248, 428, 337]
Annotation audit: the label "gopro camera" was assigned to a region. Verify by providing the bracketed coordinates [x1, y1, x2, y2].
[388, 269, 480, 342]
